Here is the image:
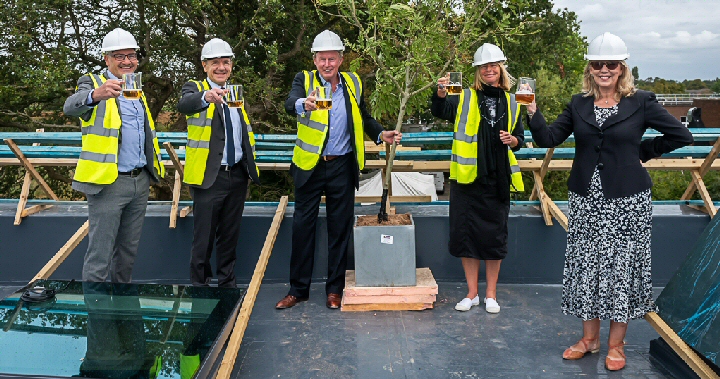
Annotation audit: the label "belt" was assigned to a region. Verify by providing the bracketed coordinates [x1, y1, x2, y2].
[118, 168, 144, 177]
[322, 155, 340, 162]
[220, 161, 246, 171]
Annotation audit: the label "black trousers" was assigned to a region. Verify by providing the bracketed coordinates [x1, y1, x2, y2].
[190, 162, 249, 287]
[289, 154, 355, 298]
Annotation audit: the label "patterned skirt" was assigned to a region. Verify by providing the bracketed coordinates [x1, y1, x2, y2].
[562, 168, 658, 323]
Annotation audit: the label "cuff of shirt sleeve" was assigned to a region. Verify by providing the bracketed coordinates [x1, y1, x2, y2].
[86, 90, 96, 106]
[200, 91, 210, 107]
[376, 132, 384, 144]
[295, 98, 307, 115]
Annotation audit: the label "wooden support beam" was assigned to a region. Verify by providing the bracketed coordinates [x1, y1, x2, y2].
[180, 206, 193, 217]
[530, 148, 555, 201]
[32, 220, 89, 281]
[546, 200, 569, 231]
[691, 170, 717, 218]
[215, 196, 289, 379]
[170, 170, 182, 228]
[320, 195, 433, 203]
[15, 170, 34, 225]
[682, 136, 720, 200]
[645, 312, 720, 379]
[532, 171, 553, 226]
[14, 130, 54, 225]
[20, 205, 51, 218]
[4, 139, 59, 201]
[164, 143, 184, 228]
[163, 142, 184, 178]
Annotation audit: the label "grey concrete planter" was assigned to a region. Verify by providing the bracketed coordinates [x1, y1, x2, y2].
[353, 215, 416, 287]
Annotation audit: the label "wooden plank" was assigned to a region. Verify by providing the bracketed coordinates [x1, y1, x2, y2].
[32, 220, 89, 281]
[180, 206, 193, 217]
[691, 170, 717, 218]
[321, 195, 433, 203]
[344, 268, 438, 296]
[21, 204, 50, 218]
[546, 199, 569, 231]
[342, 294, 436, 304]
[4, 139, 59, 201]
[163, 142, 184, 177]
[530, 148, 555, 201]
[682, 136, 720, 200]
[341, 302, 434, 311]
[14, 171, 33, 225]
[169, 170, 181, 228]
[214, 196, 288, 379]
[645, 312, 720, 379]
[532, 171, 554, 226]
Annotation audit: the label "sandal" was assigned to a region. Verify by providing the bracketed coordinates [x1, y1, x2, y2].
[562, 337, 600, 360]
[605, 341, 626, 371]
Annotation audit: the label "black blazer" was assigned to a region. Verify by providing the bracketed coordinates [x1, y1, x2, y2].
[177, 80, 260, 189]
[529, 90, 693, 198]
[284, 71, 385, 189]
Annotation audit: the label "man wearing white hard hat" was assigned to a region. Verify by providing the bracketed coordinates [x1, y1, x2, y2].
[276, 30, 401, 309]
[177, 38, 260, 288]
[63, 28, 165, 283]
[526, 32, 692, 371]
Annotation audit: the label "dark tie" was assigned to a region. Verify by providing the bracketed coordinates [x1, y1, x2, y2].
[223, 104, 235, 166]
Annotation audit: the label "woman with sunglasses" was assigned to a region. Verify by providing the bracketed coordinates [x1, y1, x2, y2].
[431, 43, 525, 314]
[526, 32, 692, 371]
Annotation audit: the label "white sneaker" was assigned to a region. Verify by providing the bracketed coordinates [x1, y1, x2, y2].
[455, 295, 480, 311]
[484, 298, 500, 313]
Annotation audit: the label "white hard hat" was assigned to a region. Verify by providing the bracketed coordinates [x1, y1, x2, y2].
[585, 32, 629, 61]
[311, 30, 345, 53]
[101, 28, 139, 54]
[201, 38, 235, 60]
[472, 43, 507, 66]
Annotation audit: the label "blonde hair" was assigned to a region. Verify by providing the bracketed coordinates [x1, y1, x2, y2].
[472, 62, 512, 92]
[582, 61, 636, 100]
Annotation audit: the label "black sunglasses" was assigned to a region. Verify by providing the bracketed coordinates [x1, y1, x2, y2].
[590, 61, 621, 70]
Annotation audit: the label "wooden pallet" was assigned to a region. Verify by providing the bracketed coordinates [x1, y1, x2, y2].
[341, 268, 437, 311]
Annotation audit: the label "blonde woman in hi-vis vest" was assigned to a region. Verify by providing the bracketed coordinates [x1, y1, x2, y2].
[431, 43, 524, 315]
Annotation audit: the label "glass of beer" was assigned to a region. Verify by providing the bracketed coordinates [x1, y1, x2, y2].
[121, 72, 143, 100]
[224, 84, 244, 108]
[446, 72, 462, 95]
[516, 77, 536, 105]
[314, 86, 332, 110]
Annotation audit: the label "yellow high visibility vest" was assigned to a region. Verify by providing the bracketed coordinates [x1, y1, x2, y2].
[73, 73, 165, 184]
[183, 79, 259, 186]
[292, 70, 365, 171]
[450, 89, 524, 192]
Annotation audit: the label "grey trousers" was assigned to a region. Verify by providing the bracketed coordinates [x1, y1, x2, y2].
[83, 171, 150, 283]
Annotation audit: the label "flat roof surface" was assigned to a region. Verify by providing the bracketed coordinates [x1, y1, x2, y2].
[232, 282, 671, 379]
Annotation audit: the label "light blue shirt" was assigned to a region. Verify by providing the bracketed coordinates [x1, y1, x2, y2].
[201, 79, 244, 165]
[86, 71, 146, 171]
[294, 74, 352, 156]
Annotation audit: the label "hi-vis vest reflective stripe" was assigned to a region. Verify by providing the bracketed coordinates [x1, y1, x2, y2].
[183, 79, 259, 185]
[73, 73, 165, 185]
[450, 89, 524, 192]
[292, 71, 365, 171]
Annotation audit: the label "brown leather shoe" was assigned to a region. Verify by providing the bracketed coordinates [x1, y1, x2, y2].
[326, 293, 342, 309]
[275, 295, 308, 309]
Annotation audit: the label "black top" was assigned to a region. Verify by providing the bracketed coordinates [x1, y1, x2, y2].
[528, 90, 693, 198]
[284, 71, 385, 189]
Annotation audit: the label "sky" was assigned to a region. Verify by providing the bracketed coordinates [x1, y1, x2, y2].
[552, 0, 720, 81]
